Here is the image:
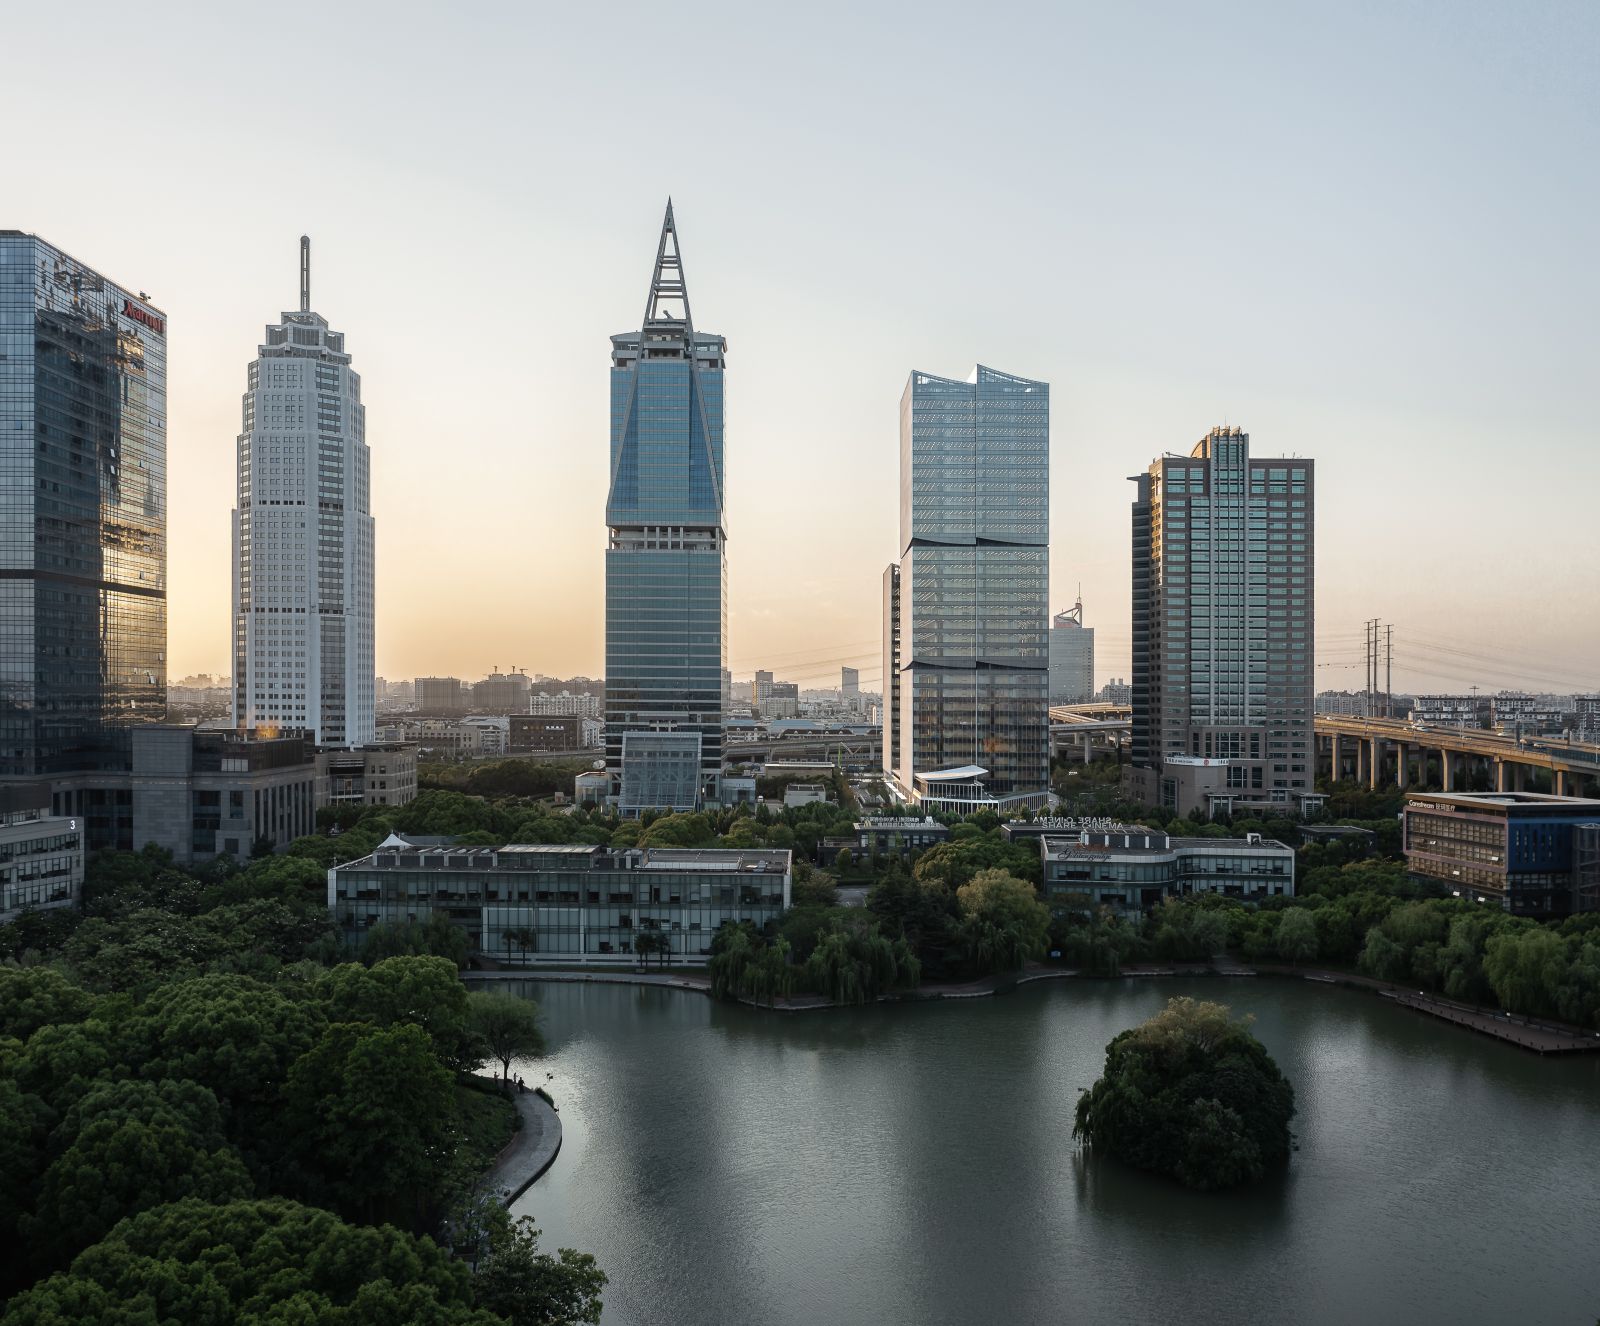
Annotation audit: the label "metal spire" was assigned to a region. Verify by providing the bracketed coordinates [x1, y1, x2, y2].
[299, 235, 310, 313]
[642, 199, 692, 330]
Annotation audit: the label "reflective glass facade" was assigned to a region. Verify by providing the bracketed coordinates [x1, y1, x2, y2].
[1130, 428, 1315, 807]
[331, 843, 791, 964]
[892, 367, 1049, 804]
[605, 206, 726, 810]
[0, 234, 166, 777]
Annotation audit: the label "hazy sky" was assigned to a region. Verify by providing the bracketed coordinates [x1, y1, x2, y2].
[11, 1, 1597, 696]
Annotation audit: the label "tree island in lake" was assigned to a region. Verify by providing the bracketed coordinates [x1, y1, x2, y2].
[1073, 997, 1296, 1191]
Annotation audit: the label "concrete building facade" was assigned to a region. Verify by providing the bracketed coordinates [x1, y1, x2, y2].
[1128, 427, 1316, 817]
[0, 782, 84, 924]
[232, 239, 374, 748]
[1038, 825, 1295, 915]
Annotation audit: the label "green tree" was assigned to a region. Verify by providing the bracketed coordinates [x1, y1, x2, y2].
[282, 1022, 459, 1227]
[0, 967, 95, 1040]
[315, 956, 478, 1069]
[2, 1197, 501, 1325]
[472, 1208, 609, 1326]
[22, 1079, 252, 1267]
[468, 990, 547, 1086]
[1275, 908, 1319, 966]
[1073, 997, 1296, 1191]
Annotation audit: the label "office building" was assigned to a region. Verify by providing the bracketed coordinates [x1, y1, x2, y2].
[509, 714, 601, 752]
[1402, 792, 1600, 917]
[49, 725, 318, 862]
[1036, 823, 1295, 916]
[885, 366, 1049, 811]
[841, 666, 860, 696]
[330, 841, 791, 965]
[0, 782, 85, 924]
[0, 233, 167, 778]
[415, 676, 467, 714]
[1049, 596, 1095, 705]
[605, 202, 726, 813]
[1127, 427, 1317, 817]
[231, 238, 373, 748]
[316, 742, 418, 808]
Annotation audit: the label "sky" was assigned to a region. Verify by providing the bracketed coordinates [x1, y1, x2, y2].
[9, 1, 1598, 697]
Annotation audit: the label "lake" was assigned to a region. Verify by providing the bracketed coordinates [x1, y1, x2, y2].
[502, 977, 1600, 1326]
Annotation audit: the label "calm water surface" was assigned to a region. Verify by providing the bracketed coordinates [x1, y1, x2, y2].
[504, 978, 1600, 1326]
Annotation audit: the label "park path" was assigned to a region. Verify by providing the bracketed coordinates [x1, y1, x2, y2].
[477, 1077, 563, 1204]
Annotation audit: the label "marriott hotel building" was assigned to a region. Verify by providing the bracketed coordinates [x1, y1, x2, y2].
[0, 234, 167, 779]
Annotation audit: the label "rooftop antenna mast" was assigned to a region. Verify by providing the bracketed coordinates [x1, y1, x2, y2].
[299, 235, 310, 314]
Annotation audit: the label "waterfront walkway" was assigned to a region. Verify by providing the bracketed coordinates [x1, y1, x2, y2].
[478, 1077, 563, 1204]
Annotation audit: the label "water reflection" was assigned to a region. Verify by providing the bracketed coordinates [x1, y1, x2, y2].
[504, 977, 1600, 1326]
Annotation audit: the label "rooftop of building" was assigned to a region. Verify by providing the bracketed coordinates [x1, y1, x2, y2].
[342, 842, 791, 874]
[1405, 792, 1600, 814]
[1039, 827, 1293, 860]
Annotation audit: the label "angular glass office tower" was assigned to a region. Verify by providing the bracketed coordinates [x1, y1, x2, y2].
[0, 234, 167, 777]
[887, 366, 1049, 809]
[1128, 427, 1316, 816]
[231, 238, 374, 748]
[605, 203, 726, 813]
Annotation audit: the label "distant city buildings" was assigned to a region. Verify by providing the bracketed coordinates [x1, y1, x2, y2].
[414, 677, 467, 714]
[1127, 427, 1318, 818]
[0, 233, 167, 778]
[1097, 679, 1131, 706]
[528, 690, 603, 719]
[841, 666, 860, 695]
[883, 366, 1050, 812]
[1049, 596, 1095, 706]
[470, 669, 532, 715]
[231, 238, 374, 748]
[605, 203, 727, 814]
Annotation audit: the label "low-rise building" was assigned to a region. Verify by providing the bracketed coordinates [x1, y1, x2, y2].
[1402, 792, 1600, 918]
[0, 783, 84, 924]
[782, 783, 829, 808]
[1125, 756, 1326, 821]
[48, 725, 318, 863]
[1039, 825, 1295, 915]
[329, 841, 792, 965]
[852, 816, 951, 859]
[509, 715, 601, 752]
[317, 743, 418, 808]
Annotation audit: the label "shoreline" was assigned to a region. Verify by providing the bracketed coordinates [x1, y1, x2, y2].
[475, 1074, 563, 1203]
[465, 963, 1600, 1054]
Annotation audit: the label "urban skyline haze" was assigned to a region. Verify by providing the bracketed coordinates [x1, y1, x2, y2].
[10, 1, 1596, 697]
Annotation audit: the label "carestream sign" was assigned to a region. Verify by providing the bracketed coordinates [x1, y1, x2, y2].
[122, 298, 165, 336]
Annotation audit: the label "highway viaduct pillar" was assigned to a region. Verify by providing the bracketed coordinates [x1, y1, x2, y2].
[1330, 733, 1342, 780]
[1395, 741, 1410, 790]
[1368, 738, 1384, 791]
[1441, 750, 1455, 791]
[1556, 769, 1570, 796]
[1495, 759, 1509, 793]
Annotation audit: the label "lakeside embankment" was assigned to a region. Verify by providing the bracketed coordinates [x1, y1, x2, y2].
[476, 1075, 563, 1202]
[465, 963, 1600, 1054]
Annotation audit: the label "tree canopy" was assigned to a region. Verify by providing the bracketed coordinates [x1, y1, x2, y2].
[1074, 997, 1296, 1191]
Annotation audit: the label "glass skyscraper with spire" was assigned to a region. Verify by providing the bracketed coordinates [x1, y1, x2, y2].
[605, 202, 726, 813]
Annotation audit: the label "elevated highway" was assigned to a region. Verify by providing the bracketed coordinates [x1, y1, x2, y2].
[1315, 715, 1600, 796]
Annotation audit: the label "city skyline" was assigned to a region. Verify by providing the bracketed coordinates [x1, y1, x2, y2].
[9, 3, 1597, 697]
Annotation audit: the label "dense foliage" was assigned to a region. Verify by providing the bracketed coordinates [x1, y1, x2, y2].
[0, 849, 605, 1323]
[1074, 997, 1296, 1191]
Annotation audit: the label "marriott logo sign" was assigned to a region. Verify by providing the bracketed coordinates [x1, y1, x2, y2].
[122, 298, 165, 336]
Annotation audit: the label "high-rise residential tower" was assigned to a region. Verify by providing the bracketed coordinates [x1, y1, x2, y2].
[884, 366, 1049, 811]
[1049, 596, 1095, 705]
[0, 234, 167, 777]
[1127, 426, 1316, 817]
[231, 238, 374, 747]
[605, 202, 726, 813]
